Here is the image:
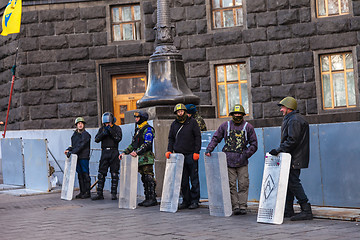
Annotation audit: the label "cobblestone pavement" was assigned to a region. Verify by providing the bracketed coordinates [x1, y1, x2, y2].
[0, 191, 359, 240]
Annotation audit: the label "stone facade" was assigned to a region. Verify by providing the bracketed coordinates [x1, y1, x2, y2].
[0, 0, 360, 130]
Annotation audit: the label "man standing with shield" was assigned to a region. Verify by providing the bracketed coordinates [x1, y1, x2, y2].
[205, 104, 258, 215]
[120, 110, 157, 207]
[92, 112, 122, 201]
[166, 103, 202, 210]
[64, 117, 91, 199]
[269, 96, 313, 221]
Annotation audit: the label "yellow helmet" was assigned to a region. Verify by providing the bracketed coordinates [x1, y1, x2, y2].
[173, 103, 187, 114]
[278, 96, 297, 110]
[229, 104, 246, 115]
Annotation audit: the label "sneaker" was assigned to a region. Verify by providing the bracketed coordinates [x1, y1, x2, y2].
[188, 202, 199, 209]
[233, 208, 241, 215]
[75, 192, 83, 199]
[239, 209, 247, 215]
[178, 202, 190, 210]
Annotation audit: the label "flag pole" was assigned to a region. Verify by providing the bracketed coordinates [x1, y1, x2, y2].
[2, 45, 18, 138]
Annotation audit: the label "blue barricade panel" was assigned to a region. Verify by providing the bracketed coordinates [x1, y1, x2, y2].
[318, 122, 360, 207]
[248, 128, 264, 201]
[301, 125, 323, 206]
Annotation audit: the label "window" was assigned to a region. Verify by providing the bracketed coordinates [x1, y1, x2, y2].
[212, 0, 243, 29]
[320, 52, 356, 109]
[111, 5, 141, 41]
[316, 0, 349, 18]
[215, 63, 249, 117]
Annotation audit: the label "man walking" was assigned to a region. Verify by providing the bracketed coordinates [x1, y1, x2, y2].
[205, 104, 258, 215]
[269, 96, 313, 221]
[65, 117, 91, 199]
[166, 103, 201, 209]
[92, 112, 122, 201]
[120, 110, 157, 207]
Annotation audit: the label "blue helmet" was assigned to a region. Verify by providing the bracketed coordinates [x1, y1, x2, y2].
[102, 112, 116, 124]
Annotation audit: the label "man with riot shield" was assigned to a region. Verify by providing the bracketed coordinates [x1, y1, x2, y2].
[92, 112, 122, 201]
[120, 110, 157, 207]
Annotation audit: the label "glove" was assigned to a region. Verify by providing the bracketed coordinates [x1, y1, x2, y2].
[205, 151, 211, 157]
[165, 151, 171, 159]
[269, 149, 279, 156]
[104, 125, 110, 130]
[193, 153, 200, 161]
[66, 151, 72, 158]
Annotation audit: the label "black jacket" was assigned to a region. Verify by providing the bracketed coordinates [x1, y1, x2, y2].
[95, 125, 122, 149]
[67, 130, 91, 159]
[277, 110, 309, 169]
[168, 116, 201, 155]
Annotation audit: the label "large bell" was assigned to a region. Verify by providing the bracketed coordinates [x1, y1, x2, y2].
[137, 0, 199, 108]
[137, 54, 200, 108]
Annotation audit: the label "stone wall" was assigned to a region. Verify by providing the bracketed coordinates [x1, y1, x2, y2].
[0, 0, 359, 130]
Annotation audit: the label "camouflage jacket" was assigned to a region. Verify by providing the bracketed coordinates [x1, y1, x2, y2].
[124, 122, 155, 166]
[206, 120, 258, 167]
[193, 112, 207, 131]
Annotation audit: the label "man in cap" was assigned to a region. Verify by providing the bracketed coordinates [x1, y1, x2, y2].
[92, 112, 122, 201]
[65, 117, 92, 199]
[269, 96, 313, 221]
[166, 103, 202, 209]
[120, 110, 157, 207]
[205, 104, 258, 215]
[185, 104, 207, 131]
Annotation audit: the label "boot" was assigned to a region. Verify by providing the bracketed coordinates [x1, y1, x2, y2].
[291, 202, 313, 221]
[138, 177, 149, 206]
[111, 172, 119, 200]
[75, 173, 84, 199]
[91, 173, 105, 200]
[81, 173, 91, 199]
[143, 176, 157, 207]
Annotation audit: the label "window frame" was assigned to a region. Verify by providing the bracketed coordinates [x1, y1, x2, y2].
[314, 47, 359, 114]
[206, 0, 247, 33]
[311, 0, 353, 21]
[210, 59, 252, 119]
[106, 2, 143, 44]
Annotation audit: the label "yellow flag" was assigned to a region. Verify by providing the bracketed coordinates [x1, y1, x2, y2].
[1, 0, 22, 36]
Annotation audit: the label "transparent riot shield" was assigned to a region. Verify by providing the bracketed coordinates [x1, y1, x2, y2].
[257, 152, 291, 224]
[160, 153, 184, 213]
[1, 138, 24, 186]
[119, 155, 138, 209]
[61, 154, 78, 200]
[204, 152, 232, 217]
[23, 139, 51, 192]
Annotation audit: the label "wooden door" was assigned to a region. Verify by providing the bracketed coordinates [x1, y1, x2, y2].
[112, 74, 146, 125]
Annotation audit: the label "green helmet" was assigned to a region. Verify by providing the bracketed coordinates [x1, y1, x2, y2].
[173, 103, 187, 114]
[229, 104, 246, 115]
[278, 96, 297, 110]
[75, 117, 86, 125]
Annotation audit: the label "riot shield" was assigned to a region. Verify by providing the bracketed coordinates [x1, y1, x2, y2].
[204, 152, 232, 217]
[61, 154, 78, 200]
[119, 155, 138, 209]
[257, 152, 291, 224]
[160, 153, 184, 213]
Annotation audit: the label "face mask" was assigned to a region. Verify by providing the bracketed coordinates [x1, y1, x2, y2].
[177, 114, 187, 123]
[232, 115, 243, 124]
